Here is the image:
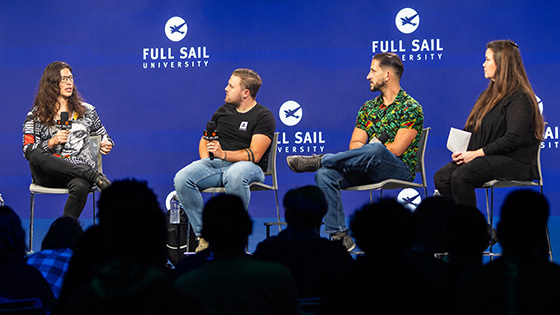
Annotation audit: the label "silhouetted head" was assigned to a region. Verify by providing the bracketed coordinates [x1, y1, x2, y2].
[350, 199, 417, 256]
[445, 204, 489, 257]
[498, 189, 549, 255]
[41, 216, 84, 251]
[201, 194, 253, 253]
[97, 178, 167, 266]
[283, 185, 327, 229]
[0, 206, 27, 262]
[413, 196, 455, 254]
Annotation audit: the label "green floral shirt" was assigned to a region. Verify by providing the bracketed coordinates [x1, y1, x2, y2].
[355, 89, 424, 178]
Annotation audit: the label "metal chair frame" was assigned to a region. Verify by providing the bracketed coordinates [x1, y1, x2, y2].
[202, 132, 282, 229]
[481, 142, 553, 262]
[28, 135, 102, 251]
[341, 127, 431, 202]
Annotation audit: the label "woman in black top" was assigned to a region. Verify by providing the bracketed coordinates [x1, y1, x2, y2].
[434, 40, 545, 207]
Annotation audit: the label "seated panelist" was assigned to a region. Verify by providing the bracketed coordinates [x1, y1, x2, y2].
[23, 61, 113, 219]
[286, 53, 424, 251]
[434, 40, 544, 207]
[174, 68, 275, 253]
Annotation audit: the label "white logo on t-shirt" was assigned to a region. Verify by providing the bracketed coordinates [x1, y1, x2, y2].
[239, 121, 248, 131]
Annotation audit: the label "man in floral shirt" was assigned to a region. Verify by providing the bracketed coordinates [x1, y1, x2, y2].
[287, 53, 423, 251]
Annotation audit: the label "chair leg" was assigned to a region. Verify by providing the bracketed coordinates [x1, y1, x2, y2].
[274, 190, 282, 232]
[546, 224, 553, 263]
[29, 193, 35, 252]
[92, 191, 96, 226]
[539, 184, 553, 262]
[489, 187, 495, 260]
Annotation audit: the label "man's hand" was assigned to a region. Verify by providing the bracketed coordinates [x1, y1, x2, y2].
[207, 140, 224, 159]
[48, 130, 69, 148]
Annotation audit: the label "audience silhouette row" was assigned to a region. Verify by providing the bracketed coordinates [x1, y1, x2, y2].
[1, 179, 558, 314]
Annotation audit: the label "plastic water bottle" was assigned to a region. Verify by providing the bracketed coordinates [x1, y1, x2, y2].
[170, 197, 181, 224]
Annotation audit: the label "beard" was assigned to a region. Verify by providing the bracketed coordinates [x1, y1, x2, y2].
[225, 93, 243, 106]
[370, 79, 385, 92]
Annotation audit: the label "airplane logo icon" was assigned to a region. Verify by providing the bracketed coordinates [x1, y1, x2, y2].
[279, 100, 303, 126]
[284, 105, 301, 119]
[401, 14, 418, 26]
[401, 194, 420, 207]
[165, 16, 188, 42]
[170, 22, 187, 34]
[397, 188, 422, 211]
[395, 8, 419, 34]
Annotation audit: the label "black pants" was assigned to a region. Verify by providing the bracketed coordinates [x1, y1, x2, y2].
[433, 158, 494, 207]
[28, 149, 97, 218]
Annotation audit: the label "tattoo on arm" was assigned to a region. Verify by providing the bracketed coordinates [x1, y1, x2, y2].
[244, 148, 255, 162]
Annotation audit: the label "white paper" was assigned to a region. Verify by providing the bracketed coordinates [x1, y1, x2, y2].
[447, 127, 471, 153]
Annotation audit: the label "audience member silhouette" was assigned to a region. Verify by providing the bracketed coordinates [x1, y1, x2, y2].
[406, 196, 454, 277]
[54, 179, 199, 314]
[252, 185, 353, 300]
[321, 199, 435, 314]
[174, 194, 301, 315]
[27, 216, 84, 298]
[438, 203, 489, 312]
[0, 206, 54, 313]
[455, 189, 560, 314]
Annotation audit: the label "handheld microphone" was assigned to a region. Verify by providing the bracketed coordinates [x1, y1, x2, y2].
[369, 131, 390, 144]
[203, 121, 219, 160]
[56, 112, 72, 130]
[378, 131, 390, 144]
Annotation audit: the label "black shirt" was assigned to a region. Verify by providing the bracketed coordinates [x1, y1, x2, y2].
[211, 103, 275, 171]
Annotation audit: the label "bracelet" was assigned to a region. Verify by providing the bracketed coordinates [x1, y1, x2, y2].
[223, 151, 227, 161]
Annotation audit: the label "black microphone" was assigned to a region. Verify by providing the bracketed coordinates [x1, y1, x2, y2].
[203, 121, 219, 160]
[56, 112, 72, 130]
[378, 131, 390, 144]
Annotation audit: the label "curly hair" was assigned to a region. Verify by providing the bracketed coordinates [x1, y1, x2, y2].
[33, 61, 85, 126]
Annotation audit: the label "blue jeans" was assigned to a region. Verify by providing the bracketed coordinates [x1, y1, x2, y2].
[173, 158, 265, 236]
[315, 143, 413, 234]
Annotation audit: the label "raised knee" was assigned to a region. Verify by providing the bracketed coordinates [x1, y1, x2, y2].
[68, 179, 90, 194]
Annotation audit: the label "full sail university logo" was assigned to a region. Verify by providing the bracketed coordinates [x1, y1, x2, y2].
[279, 100, 303, 127]
[165, 16, 187, 42]
[277, 100, 326, 154]
[142, 16, 210, 70]
[372, 7, 443, 62]
[395, 8, 419, 34]
[539, 95, 560, 150]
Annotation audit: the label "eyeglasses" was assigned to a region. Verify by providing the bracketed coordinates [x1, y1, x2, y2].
[60, 75, 75, 83]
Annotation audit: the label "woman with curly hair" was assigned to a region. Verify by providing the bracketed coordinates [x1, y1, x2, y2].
[23, 61, 114, 218]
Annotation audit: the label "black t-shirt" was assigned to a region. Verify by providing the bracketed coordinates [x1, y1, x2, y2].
[211, 103, 275, 171]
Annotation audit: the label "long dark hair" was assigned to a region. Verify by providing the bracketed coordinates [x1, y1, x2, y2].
[465, 40, 544, 140]
[33, 61, 85, 126]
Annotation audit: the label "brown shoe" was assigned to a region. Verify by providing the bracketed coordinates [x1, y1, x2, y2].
[195, 237, 209, 253]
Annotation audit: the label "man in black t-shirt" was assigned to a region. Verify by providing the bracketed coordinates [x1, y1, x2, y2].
[174, 69, 275, 252]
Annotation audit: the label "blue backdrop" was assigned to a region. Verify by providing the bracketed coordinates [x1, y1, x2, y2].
[1, 0, 559, 224]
